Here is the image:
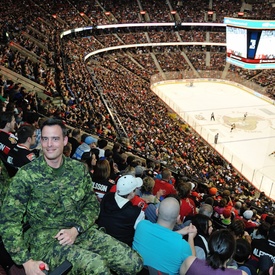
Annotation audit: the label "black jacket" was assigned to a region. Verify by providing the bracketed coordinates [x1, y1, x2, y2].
[97, 192, 141, 246]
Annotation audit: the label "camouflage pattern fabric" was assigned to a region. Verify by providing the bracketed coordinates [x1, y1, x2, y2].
[0, 158, 12, 208]
[0, 155, 143, 274]
[35, 226, 143, 274]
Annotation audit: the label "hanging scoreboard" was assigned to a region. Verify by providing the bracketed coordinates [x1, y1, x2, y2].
[224, 17, 275, 69]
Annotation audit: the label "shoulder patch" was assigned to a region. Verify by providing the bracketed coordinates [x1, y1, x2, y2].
[26, 153, 36, 162]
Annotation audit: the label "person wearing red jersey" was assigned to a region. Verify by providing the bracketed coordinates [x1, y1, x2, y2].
[176, 180, 197, 222]
[153, 168, 177, 198]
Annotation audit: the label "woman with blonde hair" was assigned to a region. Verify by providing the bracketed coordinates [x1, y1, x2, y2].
[140, 176, 164, 204]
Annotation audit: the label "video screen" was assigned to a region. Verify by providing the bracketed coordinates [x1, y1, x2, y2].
[255, 30, 275, 59]
[226, 26, 247, 58]
[224, 17, 275, 69]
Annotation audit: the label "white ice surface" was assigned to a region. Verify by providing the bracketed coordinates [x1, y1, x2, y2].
[153, 81, 275, 200]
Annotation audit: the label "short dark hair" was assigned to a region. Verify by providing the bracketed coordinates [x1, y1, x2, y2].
[104, 148, 113, 159]
[192, 214, 212, 236]
[126, 155, 135, 166]
[17, 125, 35, 143]
[0, 111, 14, 128]
[229, 219, 245, 238]
[112, 142, 121, 152]
[41, 118, 67, 137]
[176, 180, 192, 199]
[234, 238, 252, 263]
[204, 197, 215, 206]
[25, 112, 40, 124]
[257, 221, 270, 238]
[72, 128, 81, 137]
[81, 133, 88, 142]
[97, 139, 108, 149]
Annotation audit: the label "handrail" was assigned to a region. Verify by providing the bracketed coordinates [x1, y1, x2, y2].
[0, 65, 46, 97]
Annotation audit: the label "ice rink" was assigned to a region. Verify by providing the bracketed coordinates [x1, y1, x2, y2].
[152, 80, 275, 200]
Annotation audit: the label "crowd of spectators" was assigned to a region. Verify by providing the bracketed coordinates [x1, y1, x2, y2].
[155, 51, 190, 72]
[1, 0, 275, 274]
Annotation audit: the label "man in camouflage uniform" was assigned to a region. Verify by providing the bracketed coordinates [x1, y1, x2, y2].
[0, 118, 143, 275]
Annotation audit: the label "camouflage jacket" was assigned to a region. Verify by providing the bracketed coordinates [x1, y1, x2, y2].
[0, 158, 12, 208]
[0, 155, 99, 265]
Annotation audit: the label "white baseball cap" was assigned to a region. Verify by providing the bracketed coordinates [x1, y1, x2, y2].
[116, 175, 143, 196]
